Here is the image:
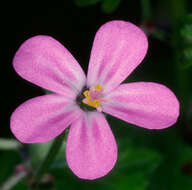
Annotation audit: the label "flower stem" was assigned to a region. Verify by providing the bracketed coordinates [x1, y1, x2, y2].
[32, 130, 66, 189]
[0, 138, 22, 150]
[0, 172, 27, 190]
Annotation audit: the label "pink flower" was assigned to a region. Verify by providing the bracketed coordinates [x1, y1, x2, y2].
[10, 20, 179, 180]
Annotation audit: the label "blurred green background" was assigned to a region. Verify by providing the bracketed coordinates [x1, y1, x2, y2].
[2, 0, 192, 189]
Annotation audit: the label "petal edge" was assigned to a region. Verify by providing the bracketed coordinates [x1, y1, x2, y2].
[87, 20, 148, 94]
[10, 94, 82, 143]
[103, 82, 180, 129]
[13, 35, 86, 98]
[66, 111, 117, 179]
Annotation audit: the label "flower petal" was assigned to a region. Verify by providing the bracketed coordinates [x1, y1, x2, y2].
[66, 111, 117, 180]
[87, 20, 148, 94]
[13, 35, 86, 98]
[102, 82, 180, 129]
[10, 94, 82, 143]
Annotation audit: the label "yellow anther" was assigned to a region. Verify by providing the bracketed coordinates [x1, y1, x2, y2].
[82, 84, 103, 110]
[83, 90, 90, 98]
[94, 84, 102, 92]
[93, 99, 101, 107]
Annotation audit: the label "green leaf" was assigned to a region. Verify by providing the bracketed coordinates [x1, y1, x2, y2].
[147, 134, 192, 190]
[116, 138, 162, 175]
[74, 0, 101, 7]
[180, 15, 192, 44]
[101, 0, 121, 14]
[50, 168, 82, 190]
[110, 172, 149, 190]
[182, 47, 192, 68]
[50, 168, 149, 190]
[180, 24, 192, 43]
[183, 48, 192, 60]
[118, 148, 162, 173]
[148, 160, 192, 190]
[11, 183, 29, 190]
[0, 151, 21, 185]
[179, 15, 192, 69]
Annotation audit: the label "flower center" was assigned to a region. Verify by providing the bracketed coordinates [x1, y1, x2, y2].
[82, 84, 103, 112]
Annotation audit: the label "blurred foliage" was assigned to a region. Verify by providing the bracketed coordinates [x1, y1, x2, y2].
[180, 15, 192, 68]
[29, 140, 66, 169]
[12, 183, 29, 190]
[0, 138, 22, 150]
[74, 0, 121, 13]
[101, 0, 121, 14]
[0, 151, 21, 186]
[74, 0, 101, 6]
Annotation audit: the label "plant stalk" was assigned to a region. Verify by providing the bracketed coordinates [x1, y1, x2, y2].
[32, 131, 66, 189]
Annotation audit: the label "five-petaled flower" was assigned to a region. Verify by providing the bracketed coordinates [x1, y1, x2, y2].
[10, 20, 179, 180]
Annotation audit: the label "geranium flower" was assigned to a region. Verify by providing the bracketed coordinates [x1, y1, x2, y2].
[10, 20, 179, 180]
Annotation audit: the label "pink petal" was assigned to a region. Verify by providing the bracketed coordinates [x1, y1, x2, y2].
[102, 82, 180, 129]
[87, 20, 148, 94]
[13, 35, 86, 98]
[66, 111, 117, 180]
[10, 94, 82, 143]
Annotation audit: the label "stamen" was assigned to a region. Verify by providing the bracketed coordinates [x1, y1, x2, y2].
[94, 84, 102, 92]
[83, 90, 90, 98]
[82, 84, 103, 111]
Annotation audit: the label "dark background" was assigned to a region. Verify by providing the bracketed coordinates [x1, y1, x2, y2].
[4, 1, 172, 136]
